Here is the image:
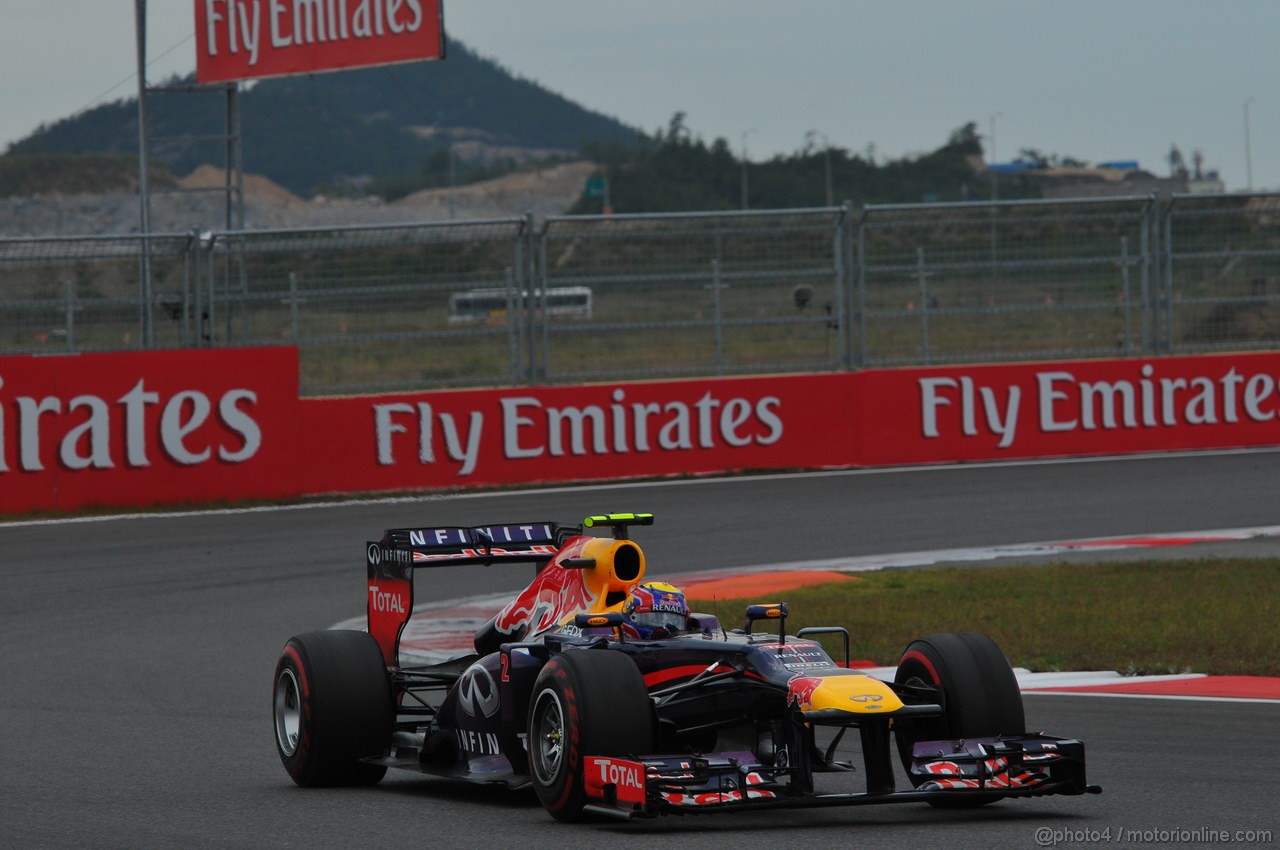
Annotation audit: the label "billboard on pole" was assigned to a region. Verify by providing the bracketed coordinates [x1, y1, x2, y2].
[195, 0, 445, 85]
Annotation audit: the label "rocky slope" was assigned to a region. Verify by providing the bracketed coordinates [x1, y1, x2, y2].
[0, 161, 597, 237]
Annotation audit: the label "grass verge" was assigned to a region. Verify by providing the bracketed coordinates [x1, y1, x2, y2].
[687, 558, 1280, 676]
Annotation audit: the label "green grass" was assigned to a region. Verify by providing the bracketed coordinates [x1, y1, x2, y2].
[687, 558, 1280, 676]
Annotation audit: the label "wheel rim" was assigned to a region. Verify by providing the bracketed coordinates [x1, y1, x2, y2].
[529, 688, 566, 785]
[274, 668, 302, 756]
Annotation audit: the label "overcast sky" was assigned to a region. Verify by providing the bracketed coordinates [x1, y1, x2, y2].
[2, 1, 1276, 190]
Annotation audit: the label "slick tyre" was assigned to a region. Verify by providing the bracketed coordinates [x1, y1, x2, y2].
[527, 650, 656, 821]
[273, 630, 393, 787]
[893, 631, 1025, 806]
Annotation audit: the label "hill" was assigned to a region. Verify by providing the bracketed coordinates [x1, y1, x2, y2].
[0, 152, 177, 196]
[0, 158, 599, 236]
[574, 118, 1036, 213]
[5, 39, 640, 198]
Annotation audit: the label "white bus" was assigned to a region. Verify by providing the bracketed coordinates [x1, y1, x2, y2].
[447, 286, 593, 324]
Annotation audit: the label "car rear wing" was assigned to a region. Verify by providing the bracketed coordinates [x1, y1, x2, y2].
[366, 521, 580, 666]
[375, 521, 579, 562]
[366, 514, 657, 666]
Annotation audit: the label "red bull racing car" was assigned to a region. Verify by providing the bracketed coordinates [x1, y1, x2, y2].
[272, 513, 1100, 821]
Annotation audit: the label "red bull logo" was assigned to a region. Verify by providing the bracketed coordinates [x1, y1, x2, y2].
[787, 676, 823, 709]
[493, 539, 597, 639]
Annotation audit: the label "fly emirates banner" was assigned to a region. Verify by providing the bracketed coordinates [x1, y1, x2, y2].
[4, 348, 1280, 511]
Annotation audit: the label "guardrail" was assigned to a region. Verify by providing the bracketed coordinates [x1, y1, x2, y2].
[2, 192, 1277, 395]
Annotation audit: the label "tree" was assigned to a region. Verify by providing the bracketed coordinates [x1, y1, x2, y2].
[1020, 148, 1051, 168]
[947, 122, 983, 154]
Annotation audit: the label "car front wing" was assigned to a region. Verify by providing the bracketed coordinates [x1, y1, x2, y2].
[582, 735, 1100, 819]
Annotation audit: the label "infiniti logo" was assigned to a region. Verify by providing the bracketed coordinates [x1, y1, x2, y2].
[457, 663, 500, 718]
[366, 544, 413, 568]
[849, 694, 883, 703]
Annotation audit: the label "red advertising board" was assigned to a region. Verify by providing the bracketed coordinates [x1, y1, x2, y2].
[195, 0, 445, 85]
[0, 347, 299, 513]
[8, 347, 1280, 515]
[295, 374, 854, 495]
[857, 352, 1280, 465]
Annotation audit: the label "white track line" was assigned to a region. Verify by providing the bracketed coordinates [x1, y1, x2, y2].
[7, 444, 1280, 529]
[1025, 691, 1280, 705]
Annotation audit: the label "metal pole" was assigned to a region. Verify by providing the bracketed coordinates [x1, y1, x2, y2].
[857, 209, 868, 368]
[224, 86, 234, 343]
[808, 130, 834, 207]
[233, 87, 246, 233]
[1244, 97, 1256, 191]
[535, 216, 549, 383]
[519, 216, 534, 383]
[1162, 203, 1174, 352]
[1140, 204, 1152, 353]
[1120, 236, 1132, 355]
[711, 259, 724, 376]
[181, 233, 192, 345]
[288, 272, 300, 342]
[134, 0, 154, 348]
[824, 145, 834, 208]
[229, 83, 249, 341]
[832, 208, 846, 369]
[917, 247, 931, 365]
[740, 128, 755, 210]
[504, 266, 519, 383]
[65, 278, 76, 351]
[205, 234, 217, 344]
[989, 112, 1001, 203]
[988, 113, 1002, 298]
[842, 202, 857, 370]
[190, 236, 201, 346]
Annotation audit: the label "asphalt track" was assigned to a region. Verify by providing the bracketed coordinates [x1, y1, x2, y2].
[3, 450, 1279, 849]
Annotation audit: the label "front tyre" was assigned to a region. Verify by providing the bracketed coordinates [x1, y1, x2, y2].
[273, 630, 393, 787]
[527, 650, 655, 821]
[894, 631, 1025, 806]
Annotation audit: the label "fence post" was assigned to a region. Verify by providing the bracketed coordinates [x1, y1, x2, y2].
[1162, 199, 1175, 352]
[287, 271, 301, 342]
[504, 266, 519, 384]
[535, 214, 549, 384]
[856, 205, 868, 368]
[202, 232, 218, 345]
[64, 277, 77, 351]
[138, 234, 154, 351]
[1120, 236, 1133, 356]
[1140, 202, 1153, 353]
[236, 232, 250, 343]
[514, 216, 529, 383]
[710, 258, 725, 375]
[839, 202, 855, 370]
[181, 232, 194, 346]
[520, 211, 543, 384]
[917, 246, 932, 365]
[831, 208, 844, 370]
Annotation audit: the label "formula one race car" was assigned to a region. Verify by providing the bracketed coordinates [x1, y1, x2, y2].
[272, 513, 1100, 820]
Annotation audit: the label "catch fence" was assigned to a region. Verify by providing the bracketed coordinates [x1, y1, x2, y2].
[2, 192, 1278, 394]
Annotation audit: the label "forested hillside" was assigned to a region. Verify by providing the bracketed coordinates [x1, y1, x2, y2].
[6, 39, 639, 197]
[4, 37, 1041, 212]
[575, 117, 1035, 213]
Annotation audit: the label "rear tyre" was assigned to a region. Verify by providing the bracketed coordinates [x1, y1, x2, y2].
[894, 631, 1024, 806]
[527, 650, 655, 821]
[273, 630, 393, 787]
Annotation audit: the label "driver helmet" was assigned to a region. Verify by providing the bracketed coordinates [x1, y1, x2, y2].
[625, 581, 689, 639]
